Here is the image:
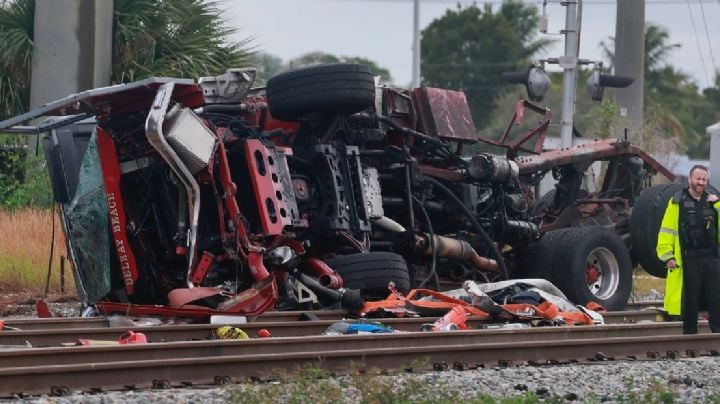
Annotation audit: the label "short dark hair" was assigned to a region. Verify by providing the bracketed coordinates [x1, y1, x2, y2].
[689, 164, 709, 177]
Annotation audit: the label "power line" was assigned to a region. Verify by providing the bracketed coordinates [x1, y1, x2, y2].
[698, 0, 718, 77]
[685, 0, 711, 86]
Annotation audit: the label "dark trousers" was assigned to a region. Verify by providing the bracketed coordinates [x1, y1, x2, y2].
[682, 255, 720, 334]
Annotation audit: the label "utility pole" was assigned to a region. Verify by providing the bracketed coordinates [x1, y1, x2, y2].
[613, 1, 645, 132]
[709, 122, 720, 190]
[411, 0, 420, 88]
[559, 0, 580, 148]
[30, 0, 114, 109]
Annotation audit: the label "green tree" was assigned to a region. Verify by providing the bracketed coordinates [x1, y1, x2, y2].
[249, 52, 284, 85]
[704, 75, 720, 122]
[286, 51, 394, 83]
[0, 0, 253, 118]
[601, 23, 683, 92]
[0, 0, 252, 209]
[112, 0, 252, 83]
[601, 23, 719, 158]
[420, 1, 553, 127]
[0, 0, 33, 120]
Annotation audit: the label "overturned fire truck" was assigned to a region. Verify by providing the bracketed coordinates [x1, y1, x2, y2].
[0, 63, 675, 317]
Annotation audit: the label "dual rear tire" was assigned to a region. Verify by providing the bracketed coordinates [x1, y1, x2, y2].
[522, 226, 633, 311]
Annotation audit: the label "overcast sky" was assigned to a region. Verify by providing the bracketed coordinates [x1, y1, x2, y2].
[228, 0, 720, 89]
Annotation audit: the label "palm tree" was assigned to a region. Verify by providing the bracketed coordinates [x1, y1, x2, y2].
[0, 0, 254, 119]
[112, 0, 253, 83]
[0, 0, 254, 208]
[600, 22, 686, 94]
[600, 23, 719, 158]
[0, 0, 33, 120]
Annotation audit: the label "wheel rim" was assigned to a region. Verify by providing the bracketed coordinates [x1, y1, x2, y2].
[585, 247, 620, 300]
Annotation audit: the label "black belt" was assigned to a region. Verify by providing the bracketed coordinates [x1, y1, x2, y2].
[683, 247, 717, 258]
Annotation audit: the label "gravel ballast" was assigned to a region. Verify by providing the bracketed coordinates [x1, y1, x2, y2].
[8, 298, 718, 403]
[9, 356, 720, 403]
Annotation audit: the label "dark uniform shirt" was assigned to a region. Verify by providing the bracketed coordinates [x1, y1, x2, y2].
[679, 189, 718, 252]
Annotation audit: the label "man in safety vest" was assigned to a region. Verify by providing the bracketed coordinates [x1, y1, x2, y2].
[657, 165, 720, 334]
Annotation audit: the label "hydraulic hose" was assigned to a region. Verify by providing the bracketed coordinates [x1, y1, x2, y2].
[413, 196, 439, 289]
[423, 176, 509, 280]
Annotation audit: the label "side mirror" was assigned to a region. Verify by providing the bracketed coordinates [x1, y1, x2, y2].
[502, 65, 550, 102]
[586, 69, 634, 101]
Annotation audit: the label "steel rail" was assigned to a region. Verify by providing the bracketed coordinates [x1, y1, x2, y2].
[0, 322, 706, 368]
[256, 309, 666, 323]
[3, 308, 664, 331]
[0, 310, 667, 346]
[625, 300, 663, 309]
[1, 332, 719, 397]
[2, 310, 349, 330]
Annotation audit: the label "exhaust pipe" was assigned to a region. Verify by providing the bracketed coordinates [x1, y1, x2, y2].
[415, 233, 499, 273]
[305, 258, 344, 289]
[294, 271, 364, 310]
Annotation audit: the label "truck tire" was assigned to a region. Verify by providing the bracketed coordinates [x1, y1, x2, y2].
[553, 226, 633, 311]
[517, 227, 574, 284]
[531, 189, 590, 217]
[324, 252, 410, 300]
[530, 189, 556, 217]
[630, 183, 683, 278]
[266, 63, 376, 122]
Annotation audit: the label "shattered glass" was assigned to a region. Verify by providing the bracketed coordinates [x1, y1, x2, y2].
[62, 130, 111, 302]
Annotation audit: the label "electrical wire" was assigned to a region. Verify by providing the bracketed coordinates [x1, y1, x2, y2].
[686, 0, 712, 86]
[697, 0, 718, 76]
[413, 196, 439, 289]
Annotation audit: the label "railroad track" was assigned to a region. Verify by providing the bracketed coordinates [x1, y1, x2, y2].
[1, 323, 718, 397]
[0, 304, 681, 397]
[1, 309, 666, 346]
[3, 308, 665, 336]
[0, 322, 709, 367]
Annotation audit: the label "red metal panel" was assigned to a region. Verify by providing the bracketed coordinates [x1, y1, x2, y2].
[476, 100, 552, 155]
[96, 127, 139, 295]
[96, 277, 277, 318]
[412, 87, 477, 142]
[190, 251, 215, 285]
[243, 139, 299, 235]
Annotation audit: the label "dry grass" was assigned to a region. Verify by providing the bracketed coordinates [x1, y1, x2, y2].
[0, 207, 74, 295]
[632, 267, 665, 300]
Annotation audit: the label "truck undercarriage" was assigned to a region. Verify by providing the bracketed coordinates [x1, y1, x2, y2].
[0, 63, 675, 317]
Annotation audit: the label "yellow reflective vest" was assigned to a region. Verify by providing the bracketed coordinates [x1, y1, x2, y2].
[656, 191, 720, 315]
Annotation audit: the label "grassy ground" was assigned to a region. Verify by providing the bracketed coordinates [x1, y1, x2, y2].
[228, 365, 713, 403]
[0, 207, 73, 296]
[631, 267, 666, 300]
